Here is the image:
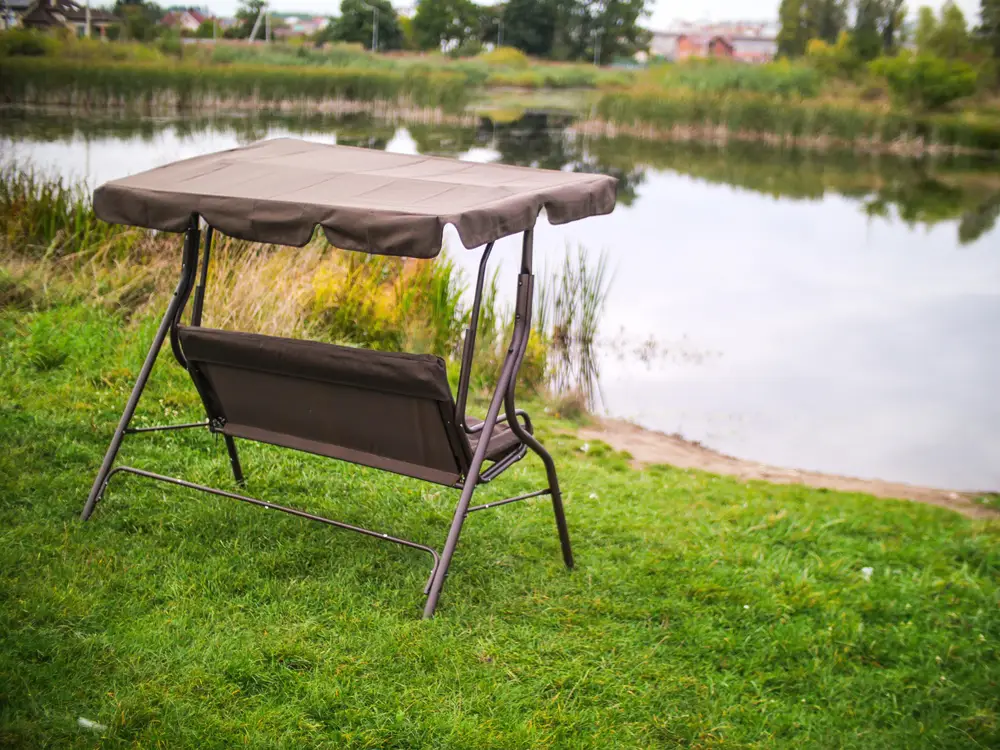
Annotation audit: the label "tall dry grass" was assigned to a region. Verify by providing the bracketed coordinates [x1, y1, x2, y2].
[1, 164, 613, 402]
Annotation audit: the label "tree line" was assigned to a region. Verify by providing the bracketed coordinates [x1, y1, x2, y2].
[316, 0, 650, 65]
[778, 0, 1000, 62]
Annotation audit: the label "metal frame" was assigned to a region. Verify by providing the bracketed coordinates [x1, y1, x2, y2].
[80, 216, 573, 618]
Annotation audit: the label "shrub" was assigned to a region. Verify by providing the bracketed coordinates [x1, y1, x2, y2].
[869, 52, 978, 111]
[478, 45, 530, 68]
[806, 32, 863, 79]
[448, 38, 483, 59]
[0, 29, 58, 57]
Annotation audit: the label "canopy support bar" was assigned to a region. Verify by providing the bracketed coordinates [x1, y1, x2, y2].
[455, 241, 494, 432]
[190, 224, 214, 327]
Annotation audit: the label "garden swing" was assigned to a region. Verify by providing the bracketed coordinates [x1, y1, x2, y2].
[80, 138, 617, 617]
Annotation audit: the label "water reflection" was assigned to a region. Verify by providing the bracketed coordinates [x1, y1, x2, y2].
[3, 107, 996, 243]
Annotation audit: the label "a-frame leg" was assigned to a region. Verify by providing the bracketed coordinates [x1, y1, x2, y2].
[424, 228, 577, 617]
[80, 220, 201, 521]
[508, 418, 574, 570]
[503, 231, 574, 570]
[422, 359, 517, 618]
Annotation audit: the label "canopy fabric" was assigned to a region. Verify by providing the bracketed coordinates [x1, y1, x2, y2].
[94, 138, 618, 258]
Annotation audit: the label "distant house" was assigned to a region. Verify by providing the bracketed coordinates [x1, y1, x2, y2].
[160, 8, 208, 34]
[728, 36, 778, 63]
[675, 33, 712, 60]
[647, 21, 777, 64]
[707, 36, 734, 58]
[2, 0, 35, 28]
[649, 31, 679, 60]
[20, 0, 119, 36]
[273, 14, 326, 39]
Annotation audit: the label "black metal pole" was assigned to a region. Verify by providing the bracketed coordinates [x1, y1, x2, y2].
[170, 221, 202, 369]
[190, 224, 213, 327]
[455, 241, 494, 431]
[502, 233, 574, 569]
[81, 217, 201, 521]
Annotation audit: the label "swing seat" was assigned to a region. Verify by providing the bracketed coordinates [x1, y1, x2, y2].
[178, 326, 525, 487]
[80, 138, 618, 617]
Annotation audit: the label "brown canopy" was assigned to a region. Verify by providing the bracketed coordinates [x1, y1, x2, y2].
[94, 138, 618, 258]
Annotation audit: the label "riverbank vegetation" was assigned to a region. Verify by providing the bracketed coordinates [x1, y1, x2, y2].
[3, 2, 1000, 148]
[591, 1, 1000, 153]
[0, 163, 613, 403]
[2, 170, 999, 750]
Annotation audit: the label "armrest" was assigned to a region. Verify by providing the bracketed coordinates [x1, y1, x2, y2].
[465, 409, 533, 436]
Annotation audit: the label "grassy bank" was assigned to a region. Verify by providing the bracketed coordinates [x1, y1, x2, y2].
[590, 87, 1000, 153]
[0, 56, 472, 114]
[584, 57, 1000, 154]
[0, 34, 628, 114]
[2, 231, 999, 749]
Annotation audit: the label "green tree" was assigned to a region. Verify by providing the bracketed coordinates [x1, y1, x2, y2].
[112, 0, 165, 41]
[778, 0, 808, 56]
[326, 0, 403, 50]
[194, 18, 216, 38]
[852, 0, 885, 60]
[915, 1, 971, 58]
[476, 3, 503, 45]
[934, 0, 972, 57]
[804, 0, 848, 43]
[982, 0, 1000, 58]
[588, 0, 651, 63]
[881, 0, 908, 51]
[501, 0, 557, 56]
[412, 0, 478, 50]
[232, 0, 265, 39]
[915, 5, 938, 51]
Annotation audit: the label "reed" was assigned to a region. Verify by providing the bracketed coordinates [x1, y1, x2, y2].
[0, 57, 471, 113]
[592, 88, 1000, 153]
[648, 60, 823, 98]
[536, 245, 613, 410]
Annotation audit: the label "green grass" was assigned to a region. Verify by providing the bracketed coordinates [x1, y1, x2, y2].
[1, 296, 998, 747]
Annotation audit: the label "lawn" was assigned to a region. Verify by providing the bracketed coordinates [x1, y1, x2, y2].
[1, 301, 998, 748]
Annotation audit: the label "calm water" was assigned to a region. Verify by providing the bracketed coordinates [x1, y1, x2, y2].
[3, 109, 999, 491]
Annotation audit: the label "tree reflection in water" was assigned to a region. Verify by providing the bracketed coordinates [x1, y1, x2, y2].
[3, 107, 996, 242]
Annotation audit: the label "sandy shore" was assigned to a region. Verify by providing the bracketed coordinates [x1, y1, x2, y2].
[577, 418, 998, 519]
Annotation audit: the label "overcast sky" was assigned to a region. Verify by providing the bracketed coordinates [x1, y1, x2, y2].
[208, 0, 984, 27]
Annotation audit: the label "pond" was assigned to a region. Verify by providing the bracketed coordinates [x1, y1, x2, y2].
[3, 108, 998, 492]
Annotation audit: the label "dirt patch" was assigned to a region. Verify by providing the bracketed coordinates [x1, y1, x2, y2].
[577, 418, 998, 520]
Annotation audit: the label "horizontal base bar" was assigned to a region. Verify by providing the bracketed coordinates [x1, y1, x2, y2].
[104, 466, 441, 594]
[125, 421, 210, 435]
[467, 488, 550, 513]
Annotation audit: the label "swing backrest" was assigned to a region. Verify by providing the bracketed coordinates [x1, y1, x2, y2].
[177, 326, 474, 486]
